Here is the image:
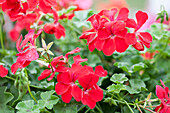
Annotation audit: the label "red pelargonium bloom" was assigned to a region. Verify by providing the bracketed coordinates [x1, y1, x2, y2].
[11, 29, 42, 74]
[27, 0, 58, 14]
[155, 80, 170, 113]
[2, 0, 28, 21]
[55, 63, 90, 103]
[80, 7, 129, 56]
[38, 48, 83, 81]
[79, 74, 103, 109]
[125, 11, 152, 51]
[44, 23, 65, 39]
[0, 65, 8, 77]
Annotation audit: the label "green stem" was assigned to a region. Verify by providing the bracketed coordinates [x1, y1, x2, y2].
[124, 100, 134, 113]
[24, 69, 38, 103]
[0, 23, 4, 51]
[96, 103, 103, 113]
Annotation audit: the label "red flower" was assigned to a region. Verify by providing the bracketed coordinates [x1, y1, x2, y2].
[80, 7, 129, 56]
[125, 11, 152, 51]
[27, 0, 58, 13]
[155, 80, 170, 113]
[44, 23, 65, 39]
[79, 74, 103, 109]
[38, 48, 83, 81]
[2, 0, 28, 21]
[11, 29, 42, 74]
[0, 65, 8, 77]
[55, 63, 89, 103]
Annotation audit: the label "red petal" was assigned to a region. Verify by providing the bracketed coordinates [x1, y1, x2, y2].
[27, 0, 38, 10]
[65, 47, 81, 60]
[156, 85, 166, 99]
[133, 42, 144, 51]
[38, 69, 52, 80]
[111, 21, 126, 34]
[138, 32, 152, 43]
[16, 35, 23, 52]
[136, 11, 148, 30]
[125, 18, 137, 28]
[44, 23, 56, 34]
[125, 33, 137, 45]
[102, 38, 116, 56]
[71, 85, 82, 102]
[95, 38, 105, 51]
[11, 62, 20, 74]
[116, 7, 129, 21]
[55, 83, 70, 95]
[88, 39, 96, 52]
[0, 65, 8, 77]
[98, 8, 118, 21]
[115, 37, 129, 53]
[61, 86, 72, 103]
[60, 72, 72, 84]
[47, 72, 55, 81]
[54, 24, 65, 39]
[82, 93, 96, 109]
[98, 28, 111, 40]
[89, 89, 103, 101]
[39, 0, 52, 14]
[79, 74, 99, 90]
[95, 65, 107, 77]
[73, 55, 88, 64]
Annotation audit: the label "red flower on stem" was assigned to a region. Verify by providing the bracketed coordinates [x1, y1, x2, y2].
[155, 80, 170, 113]
[11, 29, 42, 74]
[125, 11, 152, 51]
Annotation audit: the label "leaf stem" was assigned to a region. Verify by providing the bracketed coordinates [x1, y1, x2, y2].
[124, 100, 134, 113]
[139, 105, 156, 113]
[0, 22, 4, 51]
[24, 69, 38, 103]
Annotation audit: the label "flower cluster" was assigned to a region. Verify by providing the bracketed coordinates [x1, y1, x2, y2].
[155, 80, 170, 113]
[80, 7, 152, 56]
[11, 29, 42, 74]
[38, 48, 107, 109]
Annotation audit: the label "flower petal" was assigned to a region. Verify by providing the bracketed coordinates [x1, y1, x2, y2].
[115, 37, 129, 53]
[61, 86, 72, 103]
[55, 83, 70, 95]
[0, 65, 8, 77]
[102, 38, 116, 56]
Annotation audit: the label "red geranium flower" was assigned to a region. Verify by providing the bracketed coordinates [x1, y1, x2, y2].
[125, 11, 152, 51]
[11, 29, 42, 74]
[155, 80, 170, 113]
[79, 74, 103, 109]
[2, 0, 28, 21]
[0, 65, 8, 77]
[55, 63, 89, 103]
[44, 23, 65, 39]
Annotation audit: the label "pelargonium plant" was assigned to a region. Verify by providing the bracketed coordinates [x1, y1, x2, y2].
[0, 0, 170, 113]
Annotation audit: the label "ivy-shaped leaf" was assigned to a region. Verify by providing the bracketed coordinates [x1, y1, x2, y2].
[130, 62, 147, 72]
[110, 73, 128, 84]
[107, 84, 125, 93]
[38, 90, 59, 109]
[114, 62, 130, 73]
[16, 100, 39, 113]
[0, 87, 14, 113]
[125, 79, 148, 94]
[53, 102, 77, 113]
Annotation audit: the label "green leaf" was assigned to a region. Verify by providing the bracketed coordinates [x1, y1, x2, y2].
[16, 100, 40, 113]
[107, 84, 125, 93]
[53, 102, 77, 113]
[104, 97, 117, 106]
[110, 73, 128, 84]
[131, 62, 147, 72]
[38, 90, 59, 109]
[114, 62, 130, 73]
[0, 87, 14, 113]
[125, 79, 147, 94]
